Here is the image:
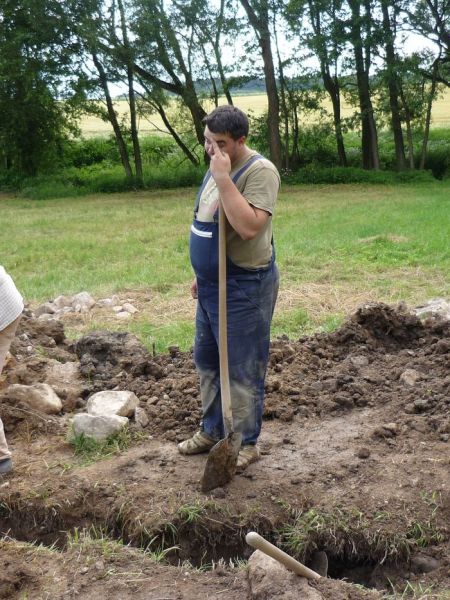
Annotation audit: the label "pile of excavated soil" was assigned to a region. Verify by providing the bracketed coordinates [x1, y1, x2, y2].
[0, 302, 449, 599]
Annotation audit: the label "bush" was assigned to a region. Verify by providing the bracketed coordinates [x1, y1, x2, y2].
[18, 159, 205, 200]
[283, 166, 435, 185]
[62, 137, 120, 168]
[422, 140, 450, 179]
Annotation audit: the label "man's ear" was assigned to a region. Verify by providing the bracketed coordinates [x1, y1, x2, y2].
[238, 136, 246, 145]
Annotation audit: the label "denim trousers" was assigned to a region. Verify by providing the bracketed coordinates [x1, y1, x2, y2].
[194, 261, 279, 445]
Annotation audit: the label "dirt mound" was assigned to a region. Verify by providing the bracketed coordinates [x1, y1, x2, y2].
[0, 302, 449, 599]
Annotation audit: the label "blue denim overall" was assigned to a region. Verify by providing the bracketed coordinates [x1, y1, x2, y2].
[189, 157, 279, 445]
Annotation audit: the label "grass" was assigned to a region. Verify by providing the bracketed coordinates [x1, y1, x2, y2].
[279, 499, 444, 564]
[69, 427, 136, 464]
[1, 180, 449, 352]
[383, 583, 450, 599]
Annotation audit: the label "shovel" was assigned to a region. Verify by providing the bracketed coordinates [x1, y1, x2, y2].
[246, 532, 321, 580]
[201, 201, 242, 493]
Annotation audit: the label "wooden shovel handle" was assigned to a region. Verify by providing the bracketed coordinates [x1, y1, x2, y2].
[246, 532, 321, 580]
[218, 201, 233, 434]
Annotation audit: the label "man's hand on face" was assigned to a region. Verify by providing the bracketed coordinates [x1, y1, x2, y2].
[209, 138, 231, 181]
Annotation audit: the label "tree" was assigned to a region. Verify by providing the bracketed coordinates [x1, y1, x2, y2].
[345, 0, 380, 169]
[404, 0, 450, 87]
[239, 0, 283, 168]
[379, 0, 407, 170]
[288, 0, 348, 166]
[0, 0, 81, 176]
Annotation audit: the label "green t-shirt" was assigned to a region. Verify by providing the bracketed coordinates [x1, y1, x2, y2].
[196, 151, 280, 269]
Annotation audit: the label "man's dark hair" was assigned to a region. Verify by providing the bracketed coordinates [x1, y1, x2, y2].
[203, 105, 249, 140]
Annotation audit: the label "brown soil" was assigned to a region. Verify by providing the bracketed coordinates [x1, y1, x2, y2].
[0, 302, 449, 599]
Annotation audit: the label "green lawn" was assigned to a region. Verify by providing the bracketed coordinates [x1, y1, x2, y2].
[1, 181, 449, 351]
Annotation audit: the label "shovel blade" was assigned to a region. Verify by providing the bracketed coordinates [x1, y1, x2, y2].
[201, 432, 242, 493]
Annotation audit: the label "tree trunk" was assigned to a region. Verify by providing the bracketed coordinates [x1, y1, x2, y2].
[239, 0, 282, 169]
[420, 60, 439, 169]
[348, 0, 380, 169]
[380, 0, 406, 170]
[118, 0, 143, 184]
[323, 70, 347, 166]
[273, 20, 289, 170]
[307, 0, 347, 166]
[92, 52, 133, 179]
[127, 65, 143, 183]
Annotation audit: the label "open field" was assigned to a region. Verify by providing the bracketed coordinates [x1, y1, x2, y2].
[79, 89, 450, 137]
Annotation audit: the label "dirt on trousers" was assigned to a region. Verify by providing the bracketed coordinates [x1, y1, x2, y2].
[0, 302, 449, 599]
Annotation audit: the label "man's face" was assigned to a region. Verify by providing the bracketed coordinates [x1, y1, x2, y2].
[204, 126, 245, 166]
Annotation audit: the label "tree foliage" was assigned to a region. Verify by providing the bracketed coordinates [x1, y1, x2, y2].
[0, 0, 447, 179]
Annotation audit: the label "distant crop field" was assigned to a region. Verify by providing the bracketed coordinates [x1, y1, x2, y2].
[79, 89, 450, 137]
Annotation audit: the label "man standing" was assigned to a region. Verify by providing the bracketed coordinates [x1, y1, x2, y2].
[0, 266, 24, 475]
[178, 105, 280, 472]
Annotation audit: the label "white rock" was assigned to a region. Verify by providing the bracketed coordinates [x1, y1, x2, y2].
[87, 390, 139, 417]
[72, 291, 96, 313]
[135, 406, 149, 428]
[247, 550, 322, 599]
[6, 383, 62, 414]
[34, 302, 56, 317]
[97, 298, 115, 307]
[45, 361, 82, 397]
[38, 313, 57, 321]
[53, 295, 74, 309]
[350, 355, 369, 368]
[122, 303, 138, 314]
[414, 298, 450, 320]
[72, 413, 128, 441]
[400, 369, 421, 386]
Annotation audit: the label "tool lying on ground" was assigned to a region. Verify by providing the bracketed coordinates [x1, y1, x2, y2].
[246, 531, 321, 580]
[201, 202, 242, 493]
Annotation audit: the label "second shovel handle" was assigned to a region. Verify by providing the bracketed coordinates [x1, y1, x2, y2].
[246, 531, 321, 580]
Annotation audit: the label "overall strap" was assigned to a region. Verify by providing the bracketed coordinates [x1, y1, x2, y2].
[193, 154, 263, 220]
[194, 171, 213, 215]
[231, 154, 263, 183]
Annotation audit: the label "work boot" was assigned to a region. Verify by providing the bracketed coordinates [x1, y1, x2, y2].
[236, 444, 260, 473]
[177, 431, 216, 455]
[0, 457, 12, 474]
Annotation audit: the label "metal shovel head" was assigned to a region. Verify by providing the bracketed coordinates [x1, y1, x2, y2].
[201, 431, 242, 493]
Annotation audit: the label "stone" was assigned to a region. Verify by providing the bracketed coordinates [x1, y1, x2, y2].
[96, 298, 114, 307]
[414, 298, 450, 320]
[6, 383, 62, 414]
[122, 302, 138, 314]
[247, 550, 322, 599]
[72, 413, 129, 441]
[134, 406, 149, 428]
[356, 447, 371, 459]
[350, 355, 369, 368]
[413, 398, 431, 412]
[400, 369, 421, 386]
[34, 302, 56, 317]
[87, 390, 139, 417]
[53, 295, 74, 309]
[37, 313, 57, 322]
[45, 360, 82, 397]
[72, 291, 96, 313]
